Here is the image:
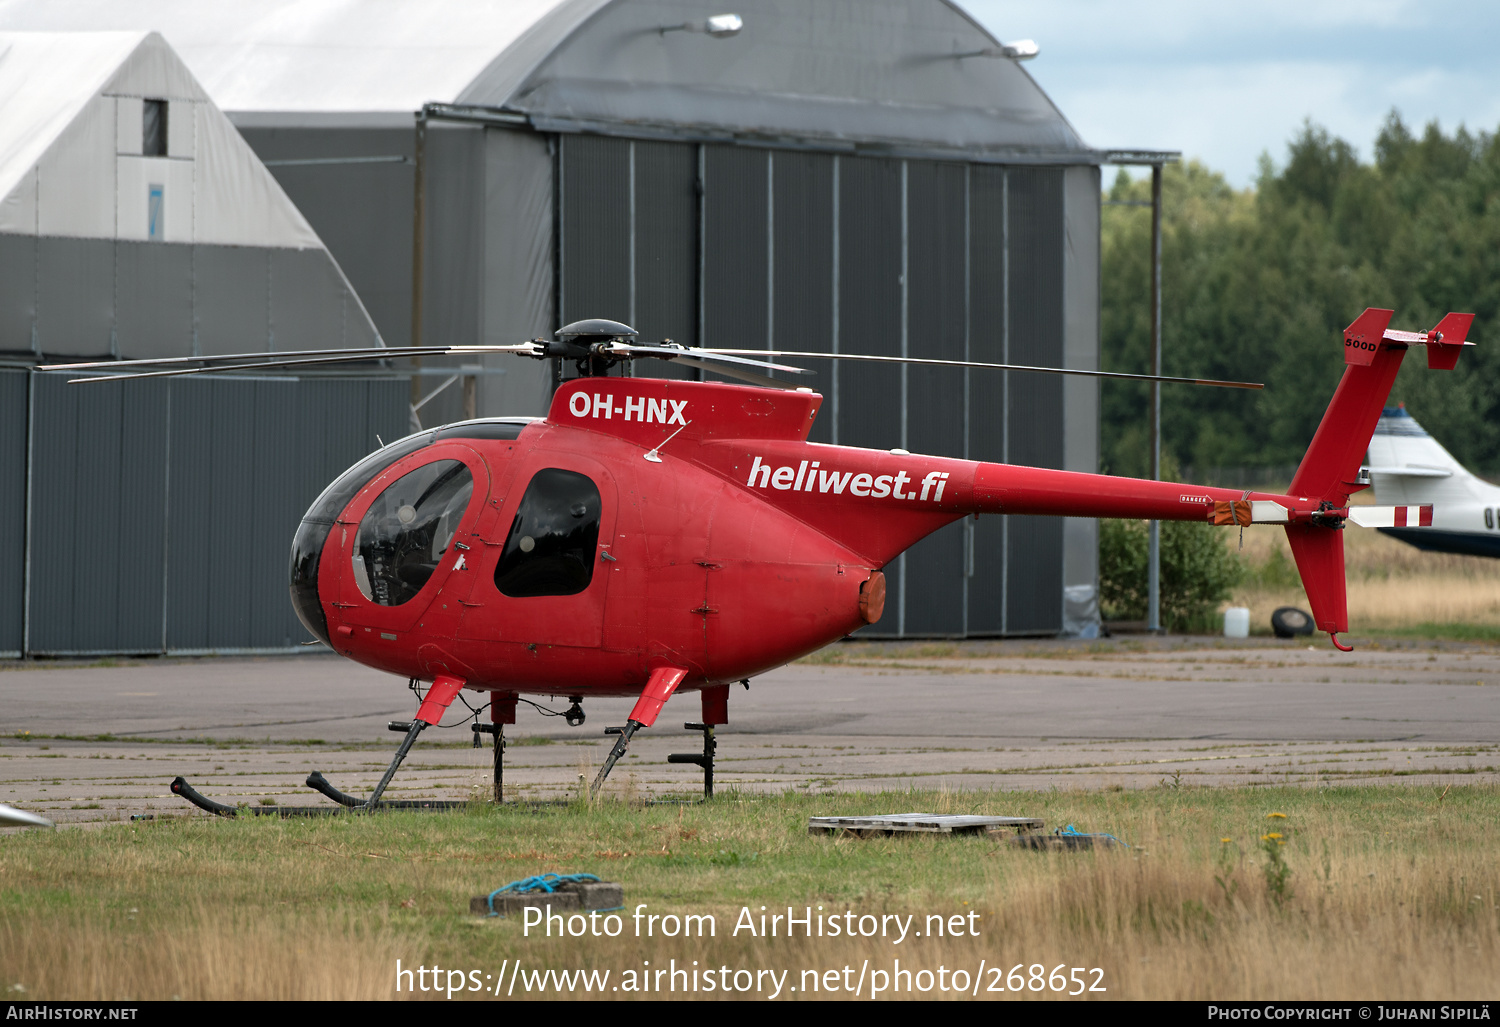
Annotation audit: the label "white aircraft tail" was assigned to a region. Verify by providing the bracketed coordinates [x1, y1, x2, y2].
[1364, 405, 1485, 507]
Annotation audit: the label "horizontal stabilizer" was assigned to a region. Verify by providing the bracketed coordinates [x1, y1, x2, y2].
[1348, 505, 1433, 528]
[1343, 309, 1475, 370]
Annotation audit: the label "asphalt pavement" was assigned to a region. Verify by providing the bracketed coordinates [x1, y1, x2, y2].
[2, 637, 1496, 821]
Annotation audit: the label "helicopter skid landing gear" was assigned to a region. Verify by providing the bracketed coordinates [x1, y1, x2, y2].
[471, 693, 517, 803]
[667, 724, 717, 798]
[360, 674, 466, 809]
[667, 684, 729, 798]
[591, 667, 687, 797]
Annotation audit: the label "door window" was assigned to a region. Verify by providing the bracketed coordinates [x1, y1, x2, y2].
[494, 468, 602, 597]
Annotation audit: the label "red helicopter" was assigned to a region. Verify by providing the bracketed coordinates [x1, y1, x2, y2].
[44, 307, 1473, 809]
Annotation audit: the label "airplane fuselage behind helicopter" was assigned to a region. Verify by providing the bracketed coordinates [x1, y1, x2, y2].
[1366, 405, 1500, 558]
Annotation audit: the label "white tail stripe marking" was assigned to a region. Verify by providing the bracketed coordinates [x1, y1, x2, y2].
[1348, 505, 1434, 529]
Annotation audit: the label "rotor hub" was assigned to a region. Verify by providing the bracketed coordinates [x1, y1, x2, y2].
[551, 319, 638, 377]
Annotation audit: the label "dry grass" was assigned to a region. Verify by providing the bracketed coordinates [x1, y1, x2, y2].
[1, 787, 1496, 1000]
[1231, 523, 1500, 635]
[0, 912, 403, 1001]
[979, 809, 1500, 1000]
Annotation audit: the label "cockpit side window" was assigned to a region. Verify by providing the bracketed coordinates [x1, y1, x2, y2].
[494, 468, 601, 597]
[354, 460, 474, 606]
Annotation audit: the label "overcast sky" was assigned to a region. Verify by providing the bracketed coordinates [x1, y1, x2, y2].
[962, 1, 1500, 187]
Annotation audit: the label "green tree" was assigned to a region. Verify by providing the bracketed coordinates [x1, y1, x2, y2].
[1102, 113, 1500, 479]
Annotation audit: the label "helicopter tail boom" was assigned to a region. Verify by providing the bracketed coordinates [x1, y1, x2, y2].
[965, 308, 1473, 643]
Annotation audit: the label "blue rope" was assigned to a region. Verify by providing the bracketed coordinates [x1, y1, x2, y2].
[485, 873, 603, 917]
[1059, 824, 1131, 848]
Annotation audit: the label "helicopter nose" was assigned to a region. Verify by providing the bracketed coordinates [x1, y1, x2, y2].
[288, 431, 445, 646]
[289, 518, 333, 646]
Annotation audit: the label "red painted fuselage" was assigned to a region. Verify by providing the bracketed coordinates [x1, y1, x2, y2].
[299, 376, 1303, 702]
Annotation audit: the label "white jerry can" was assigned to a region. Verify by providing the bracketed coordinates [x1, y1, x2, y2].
[1223, 606, 1251, 639]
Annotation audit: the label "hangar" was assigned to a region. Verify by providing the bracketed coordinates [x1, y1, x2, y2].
[0, 1, 1113, 642]
[0, 31, 402, 656]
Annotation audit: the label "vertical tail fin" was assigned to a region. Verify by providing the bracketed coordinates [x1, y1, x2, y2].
[1284, 308, 1472, 645]
[1426, 312, 1475, 370]
[1288, 308, 1398, 505]
[1284, 523, 1348, 641]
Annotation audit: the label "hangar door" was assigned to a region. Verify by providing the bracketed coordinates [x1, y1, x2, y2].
[16, 373, 407, 655]
[558, 135, 1069, 636]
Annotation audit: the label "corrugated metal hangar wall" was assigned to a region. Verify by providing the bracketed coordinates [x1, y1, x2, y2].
[0, 32, 380, 360]
[544, 136, 1098, 637]
[0, 371, 406, 657]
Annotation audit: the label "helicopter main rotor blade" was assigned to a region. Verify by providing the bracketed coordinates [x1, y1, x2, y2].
[46, 338, 1259, 390]
[602, 343, 811, 388]
[696, 349, 1264, 390]
[54, 346, 543, 383]
[64, 348, 540, 384]
[48, 342, 807, 378]
[639, 353, 801, 390]
[611, 344, 811, 376]
[42, 346, 464, 372]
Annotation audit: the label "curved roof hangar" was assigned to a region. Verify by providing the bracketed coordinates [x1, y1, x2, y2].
[0, 0, 1092, 162]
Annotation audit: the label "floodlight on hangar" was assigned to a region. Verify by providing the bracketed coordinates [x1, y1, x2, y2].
[660, 13, 744, 38]
[957, 39, 1039, 60]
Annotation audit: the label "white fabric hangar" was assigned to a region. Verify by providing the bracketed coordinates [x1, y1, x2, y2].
[0, 29, 378, 358]
[0, 0, 1123, 639]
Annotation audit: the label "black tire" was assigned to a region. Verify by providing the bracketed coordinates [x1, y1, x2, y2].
[1271, 606, 1314, 638]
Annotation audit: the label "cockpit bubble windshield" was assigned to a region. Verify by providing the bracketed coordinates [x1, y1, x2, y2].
[353, 460, 474, 606]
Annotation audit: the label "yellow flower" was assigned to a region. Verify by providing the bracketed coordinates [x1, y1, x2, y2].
[1220, 837, 1232, 844]
[1261, 832, 1284, 842]
[1266, 812, 1288, 819]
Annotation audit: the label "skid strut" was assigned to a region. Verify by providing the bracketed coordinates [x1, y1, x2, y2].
[357, 674, 465, 808]
[472, 692, 517, 803]
[667, 723, 717, 798]
[667, 685, 730, 798]
[593, 721, 641, 796]
[364, 719, 427, 808]
[472, 723, 505, 802]
[591, 667, 687, 797]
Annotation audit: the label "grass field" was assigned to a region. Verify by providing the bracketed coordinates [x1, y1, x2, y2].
[2, 786, 1496, 1001]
